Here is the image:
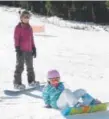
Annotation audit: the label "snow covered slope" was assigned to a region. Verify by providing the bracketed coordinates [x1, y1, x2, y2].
[0, 6, 109, 119]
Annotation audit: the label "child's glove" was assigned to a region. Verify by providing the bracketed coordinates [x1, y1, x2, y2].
[32, 47, 36, 58]
[57, 83, 64, 92]
[45, 104, 51, 108]
[15, 46, 22, 56]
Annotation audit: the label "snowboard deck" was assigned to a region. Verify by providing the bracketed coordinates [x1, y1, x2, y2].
[62, 102, 109, 116]
[4, 83, 45, 96]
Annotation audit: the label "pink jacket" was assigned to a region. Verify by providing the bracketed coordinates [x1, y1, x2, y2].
[14, 23, 35, 52]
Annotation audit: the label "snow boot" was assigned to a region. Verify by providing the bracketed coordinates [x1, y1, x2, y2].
[28, 81, 40, 87]
[14, 83, 26, 90]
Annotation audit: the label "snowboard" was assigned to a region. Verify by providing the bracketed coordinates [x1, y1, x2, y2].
[4, 83, 45, 96]
[62, 102, 109, 116]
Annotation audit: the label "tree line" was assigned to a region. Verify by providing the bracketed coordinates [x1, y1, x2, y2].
[0, 1, 109, 24]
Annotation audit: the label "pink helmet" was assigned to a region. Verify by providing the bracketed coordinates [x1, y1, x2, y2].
[47, 70, 60, 79]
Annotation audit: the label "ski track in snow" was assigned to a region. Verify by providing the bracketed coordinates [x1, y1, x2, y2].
[0, 6, 109, 119]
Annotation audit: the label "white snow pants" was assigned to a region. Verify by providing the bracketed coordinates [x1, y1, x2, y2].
[57, 89, 94, 110]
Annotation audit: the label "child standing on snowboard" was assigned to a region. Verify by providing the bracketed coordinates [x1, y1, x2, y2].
[13, 11, 39, 90]
[43, 70, 101, 110]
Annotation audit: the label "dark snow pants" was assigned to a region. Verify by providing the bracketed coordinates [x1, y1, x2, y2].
[14, 52, 35, 85]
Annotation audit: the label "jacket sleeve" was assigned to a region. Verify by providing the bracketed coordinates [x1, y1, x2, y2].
[14, 26, 21, 47]
[31, 27, 35, 48]
[42, 86, 50, 105]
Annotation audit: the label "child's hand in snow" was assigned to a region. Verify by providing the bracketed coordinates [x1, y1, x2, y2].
[45, 104, 51, 108]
